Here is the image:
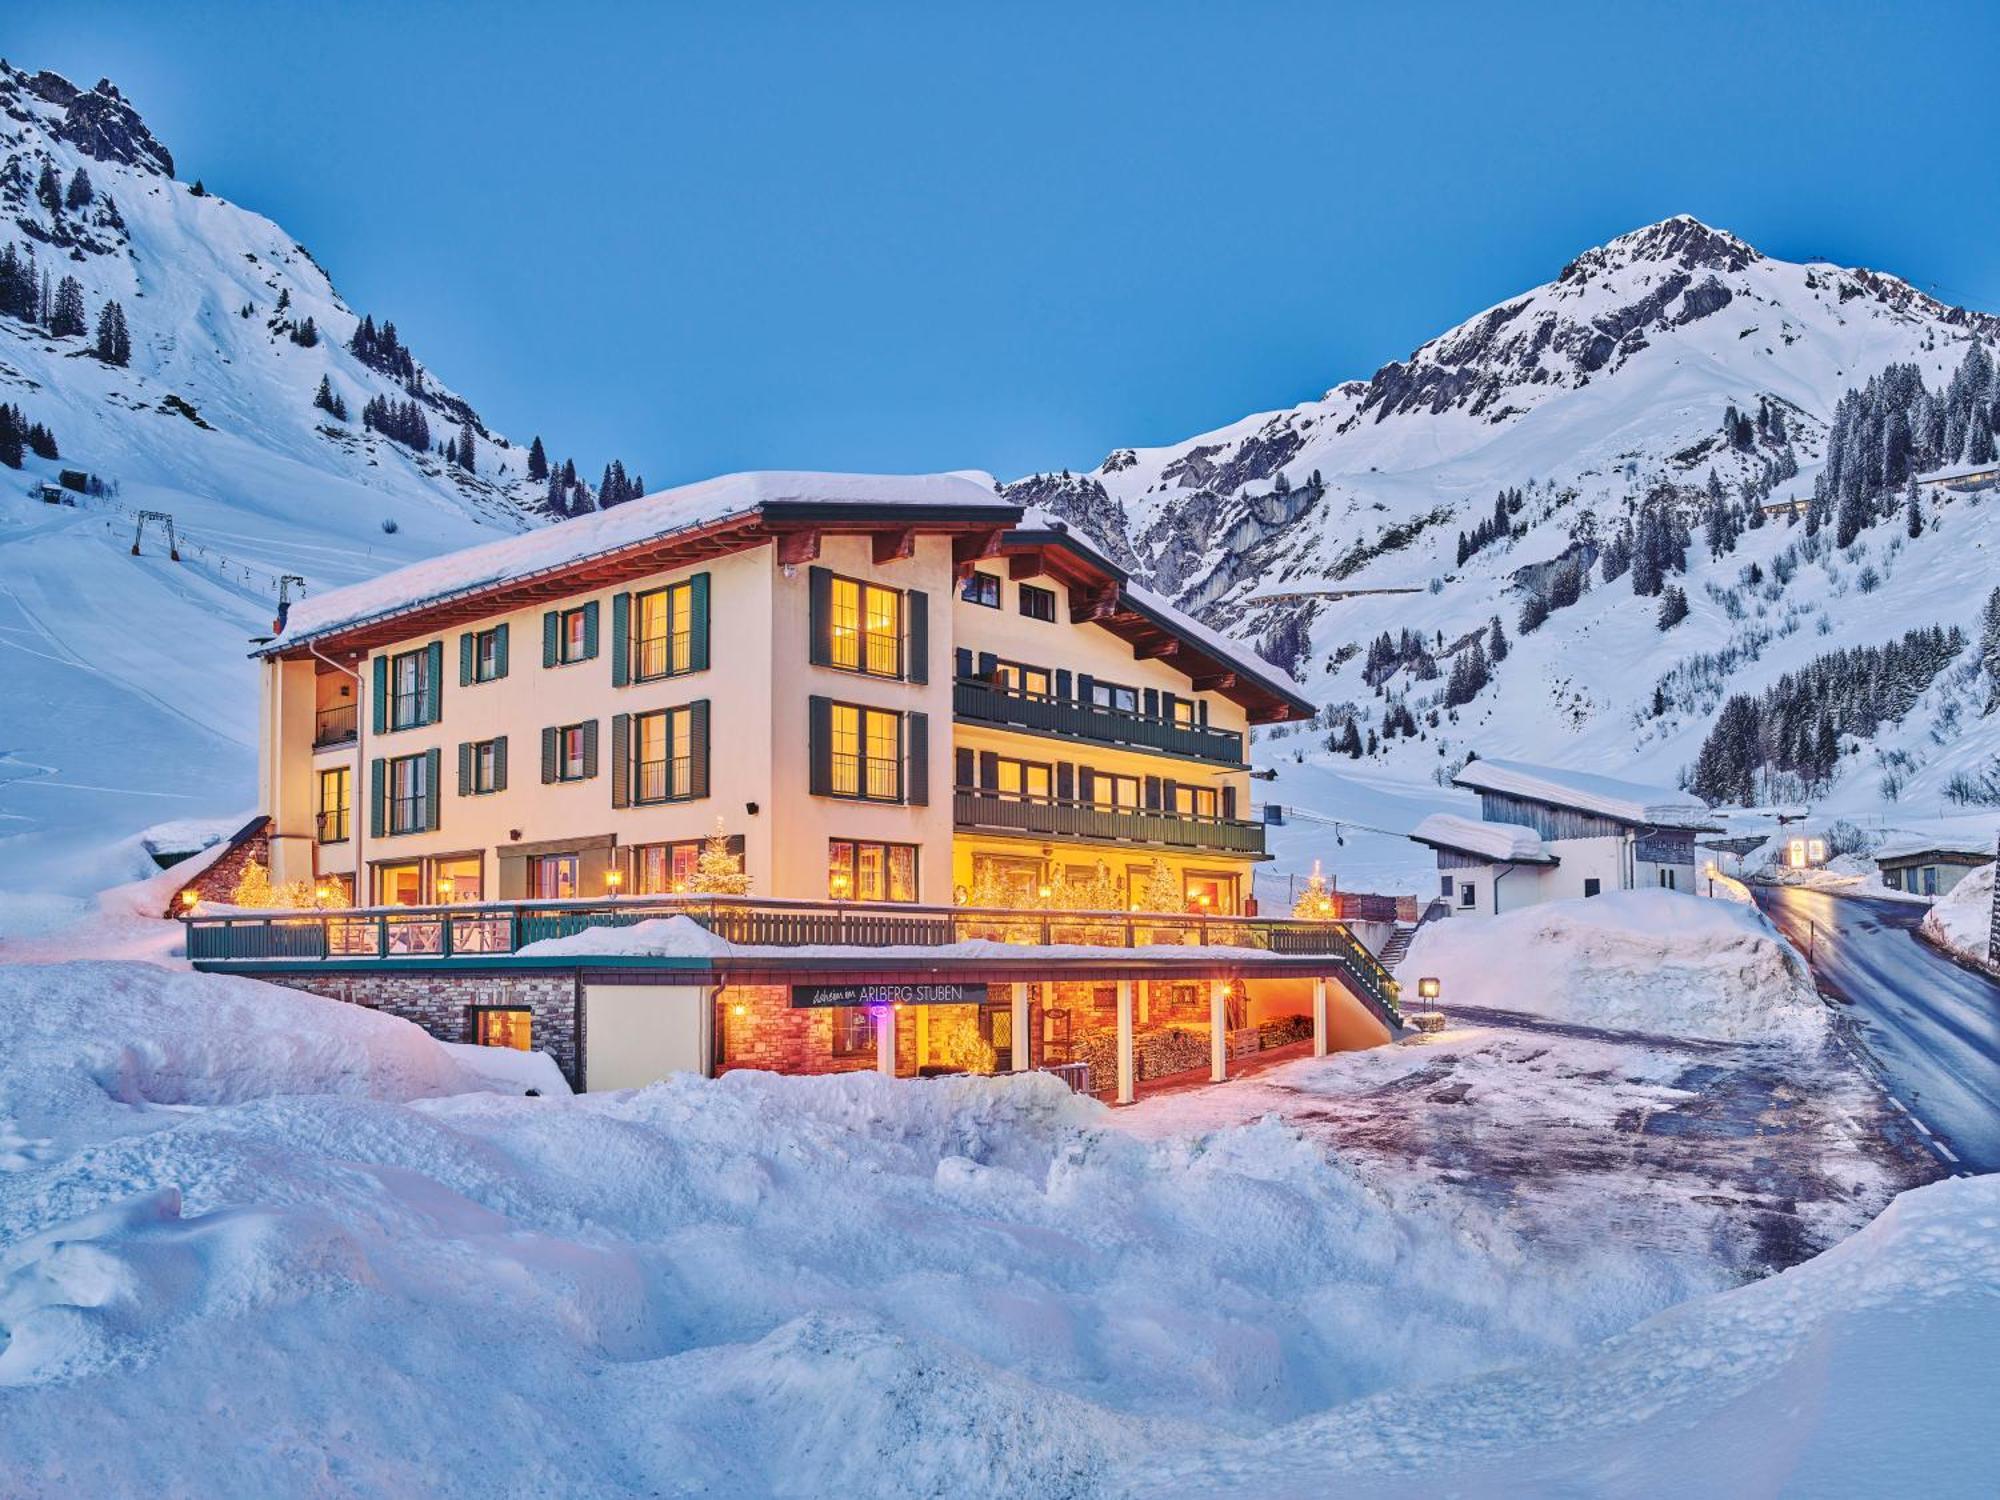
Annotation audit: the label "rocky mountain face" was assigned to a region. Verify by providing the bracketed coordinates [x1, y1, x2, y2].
[1004, 216, 2000, 814]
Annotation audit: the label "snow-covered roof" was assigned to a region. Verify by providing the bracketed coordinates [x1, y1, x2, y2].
[274, 470, 1016, 645]
[1454, 757, 1714, 830]
[1874, 834, 1995, 863]
[1410, 812, 1556, 865]
[1916, 460, 2000, 486]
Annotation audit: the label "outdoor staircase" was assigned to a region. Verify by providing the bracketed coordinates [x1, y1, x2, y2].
[1378, 924, 1418, 971]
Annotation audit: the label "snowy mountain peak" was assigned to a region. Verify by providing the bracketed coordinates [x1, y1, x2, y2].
[1, 61, 174, 176]
[1563, 215, 1761, 281]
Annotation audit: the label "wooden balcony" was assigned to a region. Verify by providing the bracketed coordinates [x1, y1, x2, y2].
[953, 676, 1246, 766]
[953, 787, 1265, 856]
[313, 703, 357, 748]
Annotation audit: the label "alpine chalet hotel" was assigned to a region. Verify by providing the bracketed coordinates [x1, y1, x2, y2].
[190, 473, 1402, 1095]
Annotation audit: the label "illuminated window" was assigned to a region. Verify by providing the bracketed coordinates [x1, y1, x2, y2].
[1173, 784, 1219, 819]
[529, 855, 578, 899]
[387, 753, 429, 834]
[374, 861, 423, 906]
[828, 702, 902, 801]
[1093, 772, 1140, 809]
[828, 575, 902, 678]
[389, 647, 431, 729]
[828, 840, 918, 902]
[635, 580, 697, 679]
[992, 660, 1052, 697]
[633, 706, 697, 803]
[993, 756, 1052, 799]
[475, 1008, 532, 1050]
[433, 856, 483, 903]
[317, 766, 350, 843]
[557, 724, 588, 781]
[832, 1006, 875, 1057]
[631, 839, 705, 894]
[960, 571, 1001, 608]
[560, 607, 591, 663]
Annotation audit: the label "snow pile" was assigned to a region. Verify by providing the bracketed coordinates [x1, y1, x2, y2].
[1411, 811, 1549, 862]
[1922, 860, 1996, 970]
[1397, 890, 1823, 1044]
[1454, 757, 1713, 829]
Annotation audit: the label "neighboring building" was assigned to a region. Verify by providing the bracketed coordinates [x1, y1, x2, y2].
[1876, 837, 1992, 899]
[1916, 460, 2000, 498]
[204, 471, 1404, 1093]
[1412, 757, 1718, 914]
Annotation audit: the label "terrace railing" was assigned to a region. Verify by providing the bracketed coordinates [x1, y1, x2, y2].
[183, 893, 1400, 1021]
[313, 703, 357, 748]
[954, 676, 1246, 766]
[953, 789, 1265, 856]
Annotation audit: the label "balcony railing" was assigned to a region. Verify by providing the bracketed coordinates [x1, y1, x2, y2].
[314, 703, 357, 748]
[954, 677, 1245, 766]
[316, 808, 349, 844]
[181, 892, 1400, 1023]
[954, 788, 1266, 856]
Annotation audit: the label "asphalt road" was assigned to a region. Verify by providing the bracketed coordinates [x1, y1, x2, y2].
[1753, 884, 2000, 1175]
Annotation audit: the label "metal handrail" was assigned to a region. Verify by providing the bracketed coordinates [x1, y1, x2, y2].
[954, 676, 1246, 765]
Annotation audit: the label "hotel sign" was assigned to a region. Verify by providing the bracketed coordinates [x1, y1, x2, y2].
[790, 982, 984, 1009]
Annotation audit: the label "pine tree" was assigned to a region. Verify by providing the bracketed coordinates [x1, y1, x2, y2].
[1291, 866, 1337, 920]
[49, 275, 87, 338]
[526, 435, 548, 481]
[92, 300, 131, 365]
[457, 417, 477, 472]
[1657, 584, 1689, 630]
[1979, 586, 2000, 713]
[1133, 860, 1186, 914]
[36, 161, 62, 215]
[688, 819, 751, 894]
[1904, 475, 1924, 538]
[65, 167, 93, 209]
[1487, 614, 1508, 663]
[313, 375, 348, 421]
[289, 315, 318, 347]
[189, 179, 208, 197]
[0, 403, 23, 469]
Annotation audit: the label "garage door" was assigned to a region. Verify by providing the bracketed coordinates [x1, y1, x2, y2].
[583, 983, 709, 1091]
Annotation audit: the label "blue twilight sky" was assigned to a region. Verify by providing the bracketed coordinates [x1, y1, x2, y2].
[16, 1, 2000, 489]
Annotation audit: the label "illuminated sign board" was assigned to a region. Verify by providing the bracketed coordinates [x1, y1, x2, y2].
[790, 982, 984, 1009]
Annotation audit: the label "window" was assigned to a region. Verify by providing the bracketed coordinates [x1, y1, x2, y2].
[1089, 679, 1139, 713]
[1659, 868, 1677, 890]
[829, 575, 903, 677]
[388, 753, 429, 835]
[1183, 874, 1236, 915]
[1173, 784, 1219, 819]
[1459, 881, 1477, 909]
[432, 855, 483, 903]
[467, 739, 503, 795]
[635, 580, 697, 680]
[829, 702, 902, 801]
[972, 854, 1044, 905]
[473, 627, 504, 683]
[1583, 877, 1602, 898]
[374, 861, 423, 906]
[1170, 697, 1199, 727]
[389, 647, 431, 730]
[1440, 875, 1455, 899]
[529, 855, 579, 899]
[475, 1008, 532, 1050]
[1018, 583, 1056, 621]
[1092, 772, 1141, 810]
[960, 571, 1001, 608]
[633, 706, 697, 803]
[832, 1007, 876, 1058]
[550, 723, 591, 782]
[993, 756, 1053, 800]
[828, 840, 918, 903]
[561, 607, 591, 664]
[993, 659, 1052, 697]
[632, 840, 704, 895]
[317, 766, 350, 844]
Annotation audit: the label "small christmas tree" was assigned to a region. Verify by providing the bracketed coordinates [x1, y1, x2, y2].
[1132, 861, 1185, 914]
[688, 819, 751, 894]
[232, 859, 275, 908]
[1292, 863, 1338, 920]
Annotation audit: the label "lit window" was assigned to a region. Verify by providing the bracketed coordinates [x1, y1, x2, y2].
[388, 754, 428, 834]
[559, 724, 587, 781]
[633, 706, 698, 803]
[828, 703, 901, 802]
[317, 767, 350, 843]
[960, 571, 1001, 608]
[828, 576, 902, 678]
[828, 840, 918, 902]
[530, 855, 578, 899]
[559, 606, 591, 664]
[635, 581, 697, 679]
[476, 1009, 532, 1050]
[389, 648, 431, 729]
[1174, 784, 1219, 819]
[832, 1006, 875, 1057]
[1093, 773, 1140, 809]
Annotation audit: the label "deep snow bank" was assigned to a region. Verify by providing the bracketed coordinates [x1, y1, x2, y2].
[1921, 860, 1996, 971]
[1397, 890, 1823, 1044]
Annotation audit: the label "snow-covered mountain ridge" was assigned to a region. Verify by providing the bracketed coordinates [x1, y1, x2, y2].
[1005, 215, 2000, 853]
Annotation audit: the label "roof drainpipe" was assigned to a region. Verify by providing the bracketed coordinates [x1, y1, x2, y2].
[1492, 861, 1516, 916]
[307, 640, 364, 904]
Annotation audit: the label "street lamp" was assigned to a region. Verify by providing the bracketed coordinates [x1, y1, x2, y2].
[604, 867, 624, 896]
[1417, 977, 1441, 1002]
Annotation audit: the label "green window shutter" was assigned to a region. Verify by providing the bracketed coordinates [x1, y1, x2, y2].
[458, 741, 472, 797]
[459, 632, 473, 687]
[542, 611, 559, 668]
[808, 695, 832, 796]
[610, 713, 630, 809]
[689, 572, 711, 672]
[906, 590, 928, 684]
[1222, 785, 1238, 820]
[905, 711, 928, 806]
[541, 726, 558, 784]
[955, 746, 974, 788]
[492, 735, 508, 793]
[369, 757, 386, 839]
[610, 592, 631, 687]
[581, 718, 599, 779]
[371, 656, 388, 734]
[494, 622, 509, 679]
[688, 699, 711, 800]
[425, 640, 444, 724]
[582, 601, 600, 661]
[423, 747, 441, 831]
[808, 566, 833, 667]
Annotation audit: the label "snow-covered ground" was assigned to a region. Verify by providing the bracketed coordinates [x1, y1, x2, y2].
[0, 886, 1969, 1497]
[1922, 860, 1997, 971]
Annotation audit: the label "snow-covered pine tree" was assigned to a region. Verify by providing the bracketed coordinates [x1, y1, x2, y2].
[526, 435, 548, 482]
[1487, 614, 1508, 663]
[457, 417, 477, 472]
[1904, 475, 1923, 538]
[688, 819, 751, 894]
[92, 300, 131, 365]
[35, 160, 62, 215]
[49, 275, 87, 338]
[1657, 584, 1689, 630]
[64, 166, 92, 209]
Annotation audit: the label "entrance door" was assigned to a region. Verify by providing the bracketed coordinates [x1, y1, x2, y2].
[582, 984, 707, 1090]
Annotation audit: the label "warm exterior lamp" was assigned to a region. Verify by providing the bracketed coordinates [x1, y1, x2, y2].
[1037, 883, 1052, 900]
[1418, 976, 1441, 1001]
[604, 867, 624, 894]
[731, 1002, 747, 1018]
[315, 882, 336, 907]
[436, 876, 455, 901]
[179, 888, 199, 912]
[831, 873, 850, 897]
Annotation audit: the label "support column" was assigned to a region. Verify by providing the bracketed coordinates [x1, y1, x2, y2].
[914, 1004, 930, 1072]
[1312, 977, 1329, 1058]
[1010, 982, 1030, 1072]
[1115, 980, 1135, 1104]
[876, 1005, 898, 1078]
[1209, 981, 1228, 1083]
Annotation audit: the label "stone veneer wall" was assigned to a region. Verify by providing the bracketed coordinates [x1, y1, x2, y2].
[716, 984, 917, 1077]
[269, 970, 582, 1088]
[165, 818, 271, 916]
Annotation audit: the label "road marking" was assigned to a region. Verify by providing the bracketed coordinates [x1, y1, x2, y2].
[1934, 1140, 1960, 1163]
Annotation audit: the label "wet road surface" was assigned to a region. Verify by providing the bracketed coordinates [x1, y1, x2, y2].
[1753, 884, 2000, 1174]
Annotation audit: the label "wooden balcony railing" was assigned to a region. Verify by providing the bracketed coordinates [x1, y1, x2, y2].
[182, 893, 1401, 1023]
[313, 703, 357, 748]
[953, 788, 1265, 856]
[953, 677, 1245, 766]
